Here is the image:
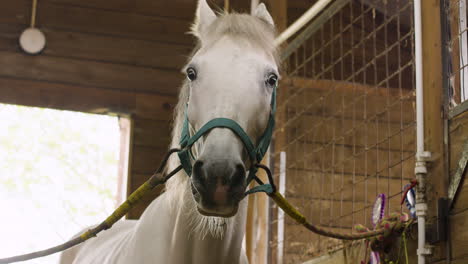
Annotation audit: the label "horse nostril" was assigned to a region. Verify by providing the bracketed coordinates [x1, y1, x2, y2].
[192, 160, 206, 190]
[230, 163, 245, 187]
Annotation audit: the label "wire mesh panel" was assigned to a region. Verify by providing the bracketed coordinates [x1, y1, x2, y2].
[443, 0, 468, 107]
[270, 0, 416, 262]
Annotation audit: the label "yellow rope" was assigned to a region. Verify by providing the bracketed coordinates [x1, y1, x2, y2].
[269, 191, 386, 240]
[0, 157, 398, 263]
[79, 181, 154, 241]
[270, 192, 307, 224]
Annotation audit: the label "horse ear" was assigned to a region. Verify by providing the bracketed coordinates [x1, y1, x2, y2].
[192, 0, 217, 39]
[253, 3, 275, 28]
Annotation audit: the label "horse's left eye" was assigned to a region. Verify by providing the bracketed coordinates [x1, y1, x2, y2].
[266, 73, 278, 87]
[186, 67, 197, 81]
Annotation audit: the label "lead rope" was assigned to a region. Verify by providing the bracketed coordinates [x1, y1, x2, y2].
[0, 149, 386, 264]
[251, 165, 385, 240]
[0, 148, 182, 264]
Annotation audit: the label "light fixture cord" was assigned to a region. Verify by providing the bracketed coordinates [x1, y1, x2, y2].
[31, 0, 38, 28]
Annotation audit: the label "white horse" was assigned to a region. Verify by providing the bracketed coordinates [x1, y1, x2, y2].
[60, 1, 279, 263]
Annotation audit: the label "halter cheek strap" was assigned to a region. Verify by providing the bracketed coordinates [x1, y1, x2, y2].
[177, 84, 277, 187]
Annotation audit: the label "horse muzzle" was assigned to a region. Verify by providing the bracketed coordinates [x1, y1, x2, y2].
[190, 159, 246, 217]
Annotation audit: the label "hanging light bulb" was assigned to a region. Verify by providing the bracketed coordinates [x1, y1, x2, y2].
[19, 0, 46, 55]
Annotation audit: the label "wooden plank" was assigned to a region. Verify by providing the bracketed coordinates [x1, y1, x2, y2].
[420, 0, 446, 227]
[48, 0, 198, 20]
[419, 1, 447, 262]
[0, 1, 30, 25]
[245, 157, 271, 264]
[449, 111, 468, 213]
[0, 77, 177, 121]
[282, 223, 363, 262]
[134, 93, 177, 121]
[283, 138, 415, 179]
[267, 0, 288, 32]
[285, 114, 415, 151]
[279, 78, 416, 125]
[449, 111, 468, 176]
[432, 258, 468, 264]
[450, 210, 468, 260]
[0, 77, 135, 114]
[0, 0, 194, 45]
[0, 24, 192, 70]
[0, 50, 182, 95]
[245, 186, 256, 264]
[284, 197, 368, 228]
[133, 118, 172, 149]
[126, 173, 165, 219]
[286, 168, 411, 203]
[130, 145, 168, 174]
[452, 180, 468, 216]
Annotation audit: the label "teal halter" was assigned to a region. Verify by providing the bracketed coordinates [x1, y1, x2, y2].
[177, 84, 277, 187]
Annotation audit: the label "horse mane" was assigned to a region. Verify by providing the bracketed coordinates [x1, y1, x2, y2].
[163, 11, 278, 237]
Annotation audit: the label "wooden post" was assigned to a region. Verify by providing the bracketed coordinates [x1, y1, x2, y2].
[421, 0, 446, 219]
[118, 116, 132, 208]
[268, 0, 288, 32]
[245, 156, 272, 264]
[224, 0, 229, 12]
[421, 0, 447, 261]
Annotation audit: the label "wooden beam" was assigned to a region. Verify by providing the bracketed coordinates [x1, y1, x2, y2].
[0, 24, 191, 71]
[268, 0, 288, 32]
[49, 0, 198, 21]
[0, 50, 182, 96]
[0, 0, 194, 45]
[420, 0, 447, 262]
[421, 0, 446, 218]
[0, 77, 176, 120]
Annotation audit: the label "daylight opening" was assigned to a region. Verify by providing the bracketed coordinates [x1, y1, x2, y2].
[0, 104, 129, 264]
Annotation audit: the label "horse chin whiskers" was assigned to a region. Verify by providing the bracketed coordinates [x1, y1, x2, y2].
[182, 182, 232, 240]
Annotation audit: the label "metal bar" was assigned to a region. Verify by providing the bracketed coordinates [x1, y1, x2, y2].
[277, 152, 286, 264]
[280, 0, 349, 61]
[275, 0, 335, 46]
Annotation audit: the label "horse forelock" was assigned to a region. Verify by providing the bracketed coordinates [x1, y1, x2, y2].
[192, 12, 278, 63]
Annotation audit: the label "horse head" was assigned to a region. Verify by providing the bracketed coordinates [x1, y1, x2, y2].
[183, 0, 279, 217]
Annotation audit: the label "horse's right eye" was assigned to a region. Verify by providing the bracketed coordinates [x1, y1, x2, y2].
[265, 73, 278, 88]
[187, 67, 197, 81]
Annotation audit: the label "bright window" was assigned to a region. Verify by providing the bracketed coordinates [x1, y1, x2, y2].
[0, 104, 128, 264]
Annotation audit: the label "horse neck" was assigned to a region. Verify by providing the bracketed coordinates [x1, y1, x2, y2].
[132, 178, 247, 263]
[165, 178, 248, 263]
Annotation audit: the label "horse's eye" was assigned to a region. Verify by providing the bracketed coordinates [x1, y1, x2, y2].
[186, 67, 197, 81]
[266, 73, 278, 87]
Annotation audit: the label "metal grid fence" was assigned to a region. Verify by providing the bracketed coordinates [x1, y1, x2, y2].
[442, 0, 468, 108]
[270, 0, 416, 262]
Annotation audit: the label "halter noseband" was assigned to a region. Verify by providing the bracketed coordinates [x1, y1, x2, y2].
[177, 83, 277, 188]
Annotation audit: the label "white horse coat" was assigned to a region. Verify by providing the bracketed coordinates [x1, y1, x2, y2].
[60, 1, 278, 263]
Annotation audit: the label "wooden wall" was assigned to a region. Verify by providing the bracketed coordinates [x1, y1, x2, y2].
[444, 110, 468, 263]
[0, 0, 290, 220]
[271, 77, 416, 263]
[0, 0, 197, 218]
